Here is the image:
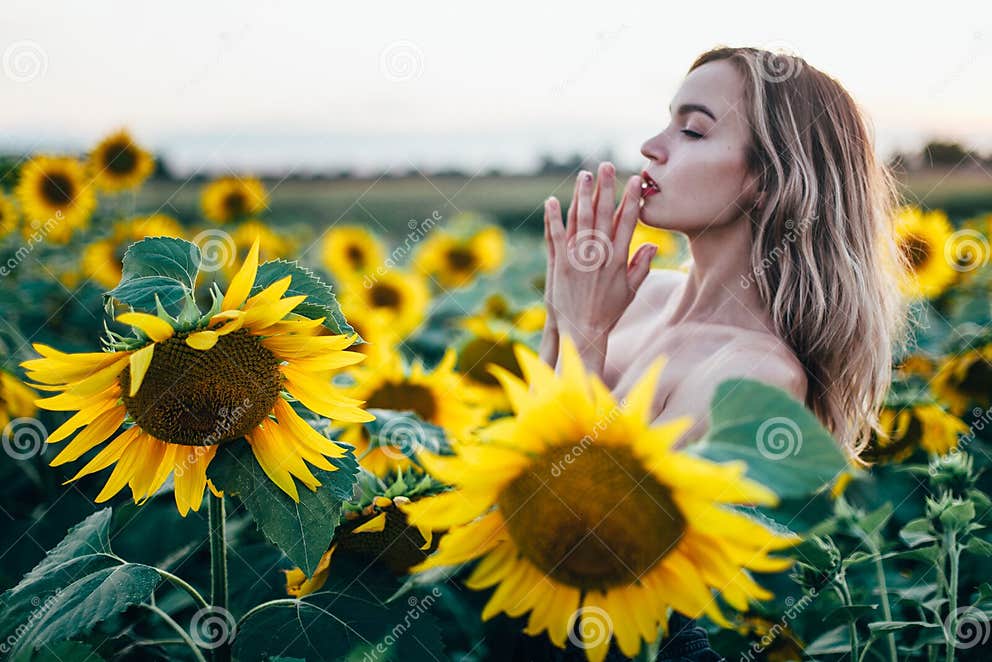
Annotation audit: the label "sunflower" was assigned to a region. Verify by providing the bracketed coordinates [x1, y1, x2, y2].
[339, 269, 429, 339]
[455, 318, 528, 413]
[81, 214, 185, 289]
[20, 237, 374, 516]
[336, 305, 399, 357]
[88, 130, 155, 192]
[201, 176, 268, 223]
[0, 192, 19, 238]
[862, 402, 969, 464]
[321, 225, 386, 280]
[892, 205, 957, 299]
[340, 343, 491, 476]
[895, 352, 937, 380]
[284, 490, 439, 597]
[398, 335, 800, 662]
[629, 221, 679, 265]
[931, 343, 992, 416]
[460, 293, 546, 334]
[15, 155, 96, 244]
[414, 225, 505, 289]
[1, 369, 37, 430]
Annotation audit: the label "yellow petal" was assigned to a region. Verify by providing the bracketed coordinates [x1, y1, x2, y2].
[185, 330, 219, 350]
[128, 344, 155, 397]
[222, 236, 260, 310]
[116, 312, 175, 342]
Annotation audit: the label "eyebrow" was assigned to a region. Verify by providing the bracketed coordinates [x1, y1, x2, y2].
[668, 102, 717, 122]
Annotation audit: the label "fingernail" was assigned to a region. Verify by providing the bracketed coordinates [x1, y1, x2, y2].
[581, 171, 592, 182]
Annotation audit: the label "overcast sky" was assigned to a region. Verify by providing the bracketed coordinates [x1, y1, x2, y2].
[2, 0, 990, 174]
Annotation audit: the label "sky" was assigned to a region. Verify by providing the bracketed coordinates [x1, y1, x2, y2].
[2, 0, 990, 175]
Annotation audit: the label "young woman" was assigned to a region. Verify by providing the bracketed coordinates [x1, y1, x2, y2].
[526, 45, 913, 661]
[540, 45, 911, 459]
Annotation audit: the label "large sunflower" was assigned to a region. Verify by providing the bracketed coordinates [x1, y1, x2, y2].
[339, 269, 429, 339]
[339, 343, 491, 476]
[398, 336, 799, 662]
[321, 225, 386, 280]
[201, 176, 268, 223]
[1, 369, 37, 430]
[21, 237, 374, 516]
[81, 214, 185, 289]
[893, 205, 957, 299]
[0, 192, 19, 239]
[88, 129, 155, 192]
[862, 402, 969, 464]
[15, 155, 96, 244]
[414, 225, 505, 288]
[931, 342, 992, 416]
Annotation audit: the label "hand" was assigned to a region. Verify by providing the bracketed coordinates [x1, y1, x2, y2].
[544, 162, 658, 354]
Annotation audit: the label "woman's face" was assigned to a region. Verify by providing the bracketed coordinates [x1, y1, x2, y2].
[638, 59, 760, 234]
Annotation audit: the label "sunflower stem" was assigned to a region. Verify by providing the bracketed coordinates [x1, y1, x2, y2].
[208, 491, 231, 662]
[139, 603, 208, 662]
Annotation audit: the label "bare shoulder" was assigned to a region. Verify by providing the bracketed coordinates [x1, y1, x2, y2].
[699, 333, 808, 403]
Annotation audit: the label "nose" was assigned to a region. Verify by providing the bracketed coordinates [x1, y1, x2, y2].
[640, 132, 668, 164]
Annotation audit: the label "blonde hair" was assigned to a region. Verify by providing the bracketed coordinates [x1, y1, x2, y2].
[688, 46, 915, 461]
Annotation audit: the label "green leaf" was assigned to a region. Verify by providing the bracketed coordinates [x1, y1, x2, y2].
[868, 620, 940, 634]
[234, 554, 444, 662]
[858, 502, 894, 537]
[899, 518, 936, 547]
[803, 625, 851, 655]
[119, 236, 201, 291]
[105, 275, 190, 316]
[26, 640, 104, 662]
[965, 536, 992, 557]
[939, 499, 976, 530]
[251, 260, 358, 337]
[0, 509, 161, 659]
[692, 378, 847, 499]
[207, 436, 360, 576]
[821, 603, 879, 627]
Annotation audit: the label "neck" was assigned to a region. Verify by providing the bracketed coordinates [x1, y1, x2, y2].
[665, 215, 775, 333]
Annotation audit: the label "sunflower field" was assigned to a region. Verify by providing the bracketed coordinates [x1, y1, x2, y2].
[1, 131, 992, 662]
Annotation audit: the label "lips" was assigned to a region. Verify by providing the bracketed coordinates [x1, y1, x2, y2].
[640, 170, 661, 198]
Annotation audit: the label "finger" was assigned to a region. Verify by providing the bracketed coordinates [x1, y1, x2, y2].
[592, 162, 616, 236]
[627, 243, 658, 292]
[565, 172, 583, 243]
[546, 196, 567, 255]
[613, 175, 642, 261]
[576, 170, 595, 238]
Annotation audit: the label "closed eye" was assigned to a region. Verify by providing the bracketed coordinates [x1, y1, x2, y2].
[681, 129, 703, 139]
